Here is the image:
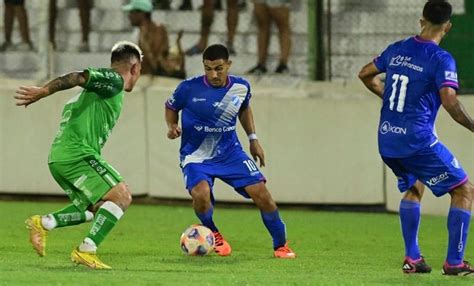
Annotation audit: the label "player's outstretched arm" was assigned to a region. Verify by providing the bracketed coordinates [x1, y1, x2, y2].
[15, 71, 88, 107]
[239, 105, 265, 167]
[358, 62, 384, 99]
[440, 87, 474, 132]
[165, 107, 182, 139]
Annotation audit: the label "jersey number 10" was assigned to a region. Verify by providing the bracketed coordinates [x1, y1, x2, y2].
[389, 74, 409, 113]
[243, 160, 258, 172]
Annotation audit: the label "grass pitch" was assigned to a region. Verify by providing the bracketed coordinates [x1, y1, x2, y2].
[0, 200, 473, 285]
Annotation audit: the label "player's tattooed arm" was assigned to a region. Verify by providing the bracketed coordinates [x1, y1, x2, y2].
[358, 62, 384, 99]
[44, 71, 88, 95]
[440, 87, 474, 132]
[15, 71, 88, 107]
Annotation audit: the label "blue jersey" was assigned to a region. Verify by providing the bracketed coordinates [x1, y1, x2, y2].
[165, 75, 251, 167]
[374, 36, 459, 157]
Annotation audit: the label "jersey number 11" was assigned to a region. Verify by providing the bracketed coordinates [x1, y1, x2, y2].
[389, 74, 409, 113]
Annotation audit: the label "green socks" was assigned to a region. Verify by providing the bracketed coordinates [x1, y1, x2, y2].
[42, 204, 93, 230]
[85, 201, 124, 248]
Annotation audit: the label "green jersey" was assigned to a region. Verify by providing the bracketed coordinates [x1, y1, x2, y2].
[48, 68, 125, 162]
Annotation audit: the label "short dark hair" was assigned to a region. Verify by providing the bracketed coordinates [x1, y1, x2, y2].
[202, 44, 229, 61]
[423, 0, 452, 25]
[110, 41, 143, 64]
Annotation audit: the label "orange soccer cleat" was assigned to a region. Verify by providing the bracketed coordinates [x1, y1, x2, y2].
[213, 231, 232, 256]
[274, 243, 296, 259]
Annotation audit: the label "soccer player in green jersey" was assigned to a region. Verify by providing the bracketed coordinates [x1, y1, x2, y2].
[15, 41, 143, 269]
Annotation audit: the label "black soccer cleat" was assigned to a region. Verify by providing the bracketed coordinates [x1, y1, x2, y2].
[402, 257, 432, 274]
[442, 260, 474, 276]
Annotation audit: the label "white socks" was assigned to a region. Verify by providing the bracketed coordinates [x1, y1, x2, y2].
[79, 237, 97, 253]
[41, 215, 57, 231]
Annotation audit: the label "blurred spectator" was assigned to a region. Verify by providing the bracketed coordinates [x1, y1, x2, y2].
[123, 0, 186, 79]
[185, 0, 239, 56]
[49, 0, 92, 52]
[154, 0, 170, 10]
[0, 0, 34, 51]
[247, 0, 291, 74]
[178, 0, 192, 11]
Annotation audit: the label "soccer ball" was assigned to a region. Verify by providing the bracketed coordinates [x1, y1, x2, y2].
[180, 224, 215, 256]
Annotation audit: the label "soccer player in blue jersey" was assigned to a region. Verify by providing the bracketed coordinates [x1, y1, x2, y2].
[359, 0, 474, 276]
[165, 44, 296, 258]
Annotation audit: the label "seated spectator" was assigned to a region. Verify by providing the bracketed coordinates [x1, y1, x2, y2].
[123, 0, 186, 79]
[0, 0, 34, 51]
[247, 0, 291, 74]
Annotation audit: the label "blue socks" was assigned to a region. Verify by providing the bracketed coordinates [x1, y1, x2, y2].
[261, 209, 286, 250]
[195, 208, 218, 232]
[446, 207, 471, 265]
[196, 208, 287, 249]
[399, 200, 421, 260]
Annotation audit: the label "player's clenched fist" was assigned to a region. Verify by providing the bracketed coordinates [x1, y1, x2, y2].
[167, 125, 182, 139]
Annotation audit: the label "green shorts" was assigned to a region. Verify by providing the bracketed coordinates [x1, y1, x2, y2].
[48, 155, 123, 212]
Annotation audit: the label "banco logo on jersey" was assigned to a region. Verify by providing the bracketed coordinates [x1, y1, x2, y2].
[426, 172, 449, 187]
[389, 55, 423, 72]
[194, 125, 203, 131]
[445, 71, 458, 82]
[193, 125, 236, 133]
[380, 121, 407, 135]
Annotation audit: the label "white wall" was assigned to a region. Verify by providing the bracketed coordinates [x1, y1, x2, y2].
[144, 84, 384, 204]
[1, 77, 473, 215]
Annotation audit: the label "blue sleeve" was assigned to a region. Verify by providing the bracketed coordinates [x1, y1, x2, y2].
[434, 52, 459, 90]
[240, 80, 252, 109]
[165, 81, 188, 111]
[373, 44, 392, 73]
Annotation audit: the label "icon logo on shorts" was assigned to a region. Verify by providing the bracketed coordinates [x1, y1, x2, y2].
[451, 158, 461, 169]
[194, 125, 203, 131]
[426, 172, 449, 187]
[380, 121, 407, 135]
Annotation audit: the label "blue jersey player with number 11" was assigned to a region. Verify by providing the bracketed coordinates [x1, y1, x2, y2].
[165, 44, 295, 259]
[359, 0, 474, 276]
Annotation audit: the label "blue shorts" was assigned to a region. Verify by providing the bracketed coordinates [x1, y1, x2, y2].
[182, 149, 266, 201]
[382, 142, 468, 197]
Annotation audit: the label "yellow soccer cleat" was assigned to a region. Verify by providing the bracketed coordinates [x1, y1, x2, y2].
[71, 248, 112, 270]
[25, 215, 48, 257]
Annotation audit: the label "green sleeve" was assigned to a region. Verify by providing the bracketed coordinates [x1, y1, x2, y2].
[83, 68, 125, 98]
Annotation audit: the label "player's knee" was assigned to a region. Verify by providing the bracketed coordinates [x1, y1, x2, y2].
[451, 182, 473, 205]
[105, 183, 132, 211]
[248, 183, 275, 206]
[119, 183, 133, 209]
[191, 182, 211, 202]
